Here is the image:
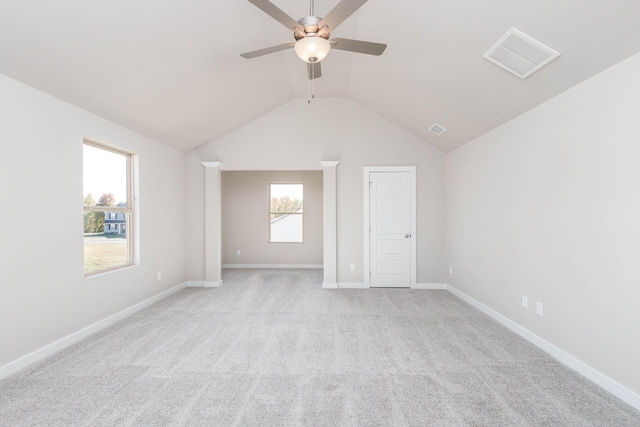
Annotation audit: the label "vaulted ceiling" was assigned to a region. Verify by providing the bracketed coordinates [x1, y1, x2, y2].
[1, 0, 640, 153]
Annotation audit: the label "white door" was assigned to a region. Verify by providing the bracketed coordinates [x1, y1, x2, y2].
[369, 171, 411, 287]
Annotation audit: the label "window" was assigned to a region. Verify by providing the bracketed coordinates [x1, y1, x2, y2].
[269, 183, 303, 243]
[83, 139, 134, 275]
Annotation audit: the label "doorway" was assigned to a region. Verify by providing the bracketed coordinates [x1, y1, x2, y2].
[364, 167, 416, 288]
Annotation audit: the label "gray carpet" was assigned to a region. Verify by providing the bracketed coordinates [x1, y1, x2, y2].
[1, 268, 639, 426]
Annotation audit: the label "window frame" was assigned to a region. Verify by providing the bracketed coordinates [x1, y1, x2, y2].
[83, 138, 135, 276]
[268, 182, 304, 244]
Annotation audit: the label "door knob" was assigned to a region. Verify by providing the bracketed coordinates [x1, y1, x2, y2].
[405, 233, 411, 238]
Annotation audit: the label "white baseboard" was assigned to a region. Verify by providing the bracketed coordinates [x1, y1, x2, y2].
[337, 282, 369, 289]
[332, 283, 448, 290]
[187, 281, 204, 287]
[0, 282, 188, 381]
[322, 281, 338, 289]
[334, 283, 447, 290]
[189, 280, 222, 288]
[446, 285, 640, 411]
[412, 283, 447, 290]
[204, 280, 222, 288]
[222, 264, 323, 269]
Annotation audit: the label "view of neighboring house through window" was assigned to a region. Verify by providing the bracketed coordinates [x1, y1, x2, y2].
[83, 140, 134, 275]
[270, 183, 303, 243]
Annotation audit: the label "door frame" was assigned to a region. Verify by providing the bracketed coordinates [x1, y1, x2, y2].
[363, 166, 416, 288]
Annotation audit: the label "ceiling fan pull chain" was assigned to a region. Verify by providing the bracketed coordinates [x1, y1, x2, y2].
[307, 62, 316, 104]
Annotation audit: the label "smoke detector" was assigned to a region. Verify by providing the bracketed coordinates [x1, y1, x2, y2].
[484, 28, 560, 79]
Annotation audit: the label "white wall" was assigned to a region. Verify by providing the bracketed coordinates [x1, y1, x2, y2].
[446, 53, 640, 396]
[222, 171, 323, 266]
[0, 73, 187, 369]
[187, 98, 446, 284]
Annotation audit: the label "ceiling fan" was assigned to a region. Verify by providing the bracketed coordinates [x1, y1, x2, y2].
[241, 0, 387, 80]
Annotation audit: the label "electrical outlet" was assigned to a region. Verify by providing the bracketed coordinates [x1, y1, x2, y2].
[237, 250, 241, 256]
[522, 296, 528, 309]
[449, 266, 453, 275]
[536, 302, 543, 316]
[350, 264, 355, 271]
[157, 271, 162, 280]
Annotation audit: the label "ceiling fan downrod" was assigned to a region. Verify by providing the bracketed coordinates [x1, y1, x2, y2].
[307, 73, 315, 104]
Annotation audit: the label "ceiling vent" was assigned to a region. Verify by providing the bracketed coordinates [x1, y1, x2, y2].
[484, 28, 560, 79]
[429, 123, 447, 136]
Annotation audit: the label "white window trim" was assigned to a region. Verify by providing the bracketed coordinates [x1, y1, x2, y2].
[268, 182, 304, 244]
[83, 138, 136, 276]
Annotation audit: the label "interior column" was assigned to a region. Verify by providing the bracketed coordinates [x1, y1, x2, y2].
[202, 161, 222, 287]
[320, 161, 339, 289]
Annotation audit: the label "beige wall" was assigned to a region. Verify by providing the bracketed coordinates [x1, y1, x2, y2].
[446, 52, 640, 397]
[187, 98, 446, 285]
[222, 171, 323, 266]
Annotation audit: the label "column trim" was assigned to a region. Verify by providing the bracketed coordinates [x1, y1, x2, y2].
[201, 161, 221, 168]
[321, 161, 339, 288]
[202, 161, 222, 286]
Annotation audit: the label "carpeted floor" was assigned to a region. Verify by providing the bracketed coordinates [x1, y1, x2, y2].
[1, 268, 639, 426]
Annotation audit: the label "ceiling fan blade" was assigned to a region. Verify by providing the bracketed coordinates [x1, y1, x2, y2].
[330, 38, 387, 55]
[318, 0, 368, 33]
[241, 43, 293, 59]
[247, 0, 304, 32]
[307, 62, 322, 80]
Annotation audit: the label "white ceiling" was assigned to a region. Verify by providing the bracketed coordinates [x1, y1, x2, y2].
[1, 0, 640, 153]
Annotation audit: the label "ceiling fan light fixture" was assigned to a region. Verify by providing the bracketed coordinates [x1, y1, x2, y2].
[294, 36, 331, 63]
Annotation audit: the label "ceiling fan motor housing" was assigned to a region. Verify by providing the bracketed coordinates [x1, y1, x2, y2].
[295, 16, 330, 40]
